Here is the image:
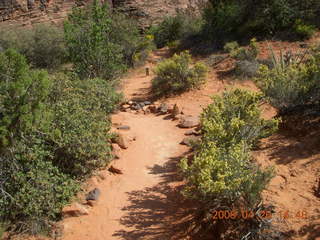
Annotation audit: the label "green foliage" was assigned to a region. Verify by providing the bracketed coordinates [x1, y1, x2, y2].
[201, 89, 278, 148]
[179, 89, 277, 238]
[64, 0, 151, 79]
[0, 24, 67, 69]
[150, 13, 203, 48]
[0, 49, 51, 148]
[0, 142, 78, 233]
[64, 1, 125, 80]
[0, 50, 121, 233]
[293, 19, 316, 40]
[228, 38, 259, 61]
[0, 50, 78, 233]
[255, 46, 320, 113]
[152, 51, 207, 96]
[202, 0, 319, 42]
[223, 41, 239, 53]
[47, 75, 121, 177]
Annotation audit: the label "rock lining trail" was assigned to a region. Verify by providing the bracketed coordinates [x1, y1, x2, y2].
[61, 50, 193, 240]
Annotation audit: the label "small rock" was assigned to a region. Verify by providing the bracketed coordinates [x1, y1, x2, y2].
[122, 104, 130, 109]
[113, 152, 120, 159]
[112, 144, 121, 151]
[171, 104, 180, 117]
[180, 136, 200, 147]
[115, 133, 129, 149]
[185, 130, 195, 136]
[144, 101, 151, 105]
[173, 114, 184, 121]
[117, 125, 130, 130]
[143, 106, 151, 114]
[131, 104, 141, 111]
[128, 100, 134, 105]
[86, 200, 98, 207]
[300, 43, 308, 48]
[62, 203, 89, 218]
[108, 165, 123, 174]
[179, 116, 200, 128]
[139, 102, 145, 108]
[159, 103, 168, 114]
[148, 105, 157, 113]
[86, 188, 101, 201]
[98, 172, 107, 180]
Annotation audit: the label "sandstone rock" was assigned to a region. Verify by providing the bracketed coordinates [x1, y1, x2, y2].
[115, 133, 129, 149]
[128, 100, 134, 105]
[62, 203, 89, 218]
[148, 105, 157, 113]
[185, 130, 195, 136]
[180, 136, 200, 147]
[86, 200, 98, 207]
[86, 188, 101, 201]
[179, 116, 200, 128]
[108, 165, 123, 174]
[171, 104, 180, 117]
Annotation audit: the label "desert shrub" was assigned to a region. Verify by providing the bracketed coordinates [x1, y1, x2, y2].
[255, 47, 320, 114]
[64, 0, 151, 79]
[152, 51, 207, 96]
[229, 38, 259, 61]
[293, 19, 316, 40]
[0, 24, 67, 69]
[47, 74, 121, 177]
[0, 50, 78, 233]
[0, 142, 78, 233]
[150, 12, 203, 48]
[223, 41, 239, 53]
[202, 0, 319, 43]
[0, 49, 51, 147]
[201, 89, 278, 148]
[179, 89, 277, 239]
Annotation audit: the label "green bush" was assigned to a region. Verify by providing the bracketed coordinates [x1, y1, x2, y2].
[202, 0, 320, 43]
[179, 89, 277, 239]
[293, 19, 316, 40]
[0, 142, 78, 234]
[255, 47, 320, 113]
[152, 51, 207, 96]
[64, 0, 151, 79]
[0, 24, 67, 69]
[201, 89, 278, 148]
[150, 13, 203, 48]
[0, 50, 78, 233]
[47, 75, 121, 177]
[223, 41, 239, 53]
[0, 49, 121, 233]
[0, 49, 51, 147]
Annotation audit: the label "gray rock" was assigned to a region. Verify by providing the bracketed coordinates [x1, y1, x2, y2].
[117, 125, 130, 130]
[159, 103, 168, 114]
[144, 101, 151, 105]
[86, 188, 101, 201]
[179, 116, 200, 128]
[235, 60, 259, 77]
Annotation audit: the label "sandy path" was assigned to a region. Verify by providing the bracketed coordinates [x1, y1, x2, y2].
[61, 50, 191, 240]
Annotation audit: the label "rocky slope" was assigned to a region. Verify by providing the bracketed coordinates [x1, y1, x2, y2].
[0, 0, 195, 28]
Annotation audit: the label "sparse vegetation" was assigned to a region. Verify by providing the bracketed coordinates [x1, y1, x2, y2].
[0, 24, 67, 69]
[152, 51, 207, 96]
